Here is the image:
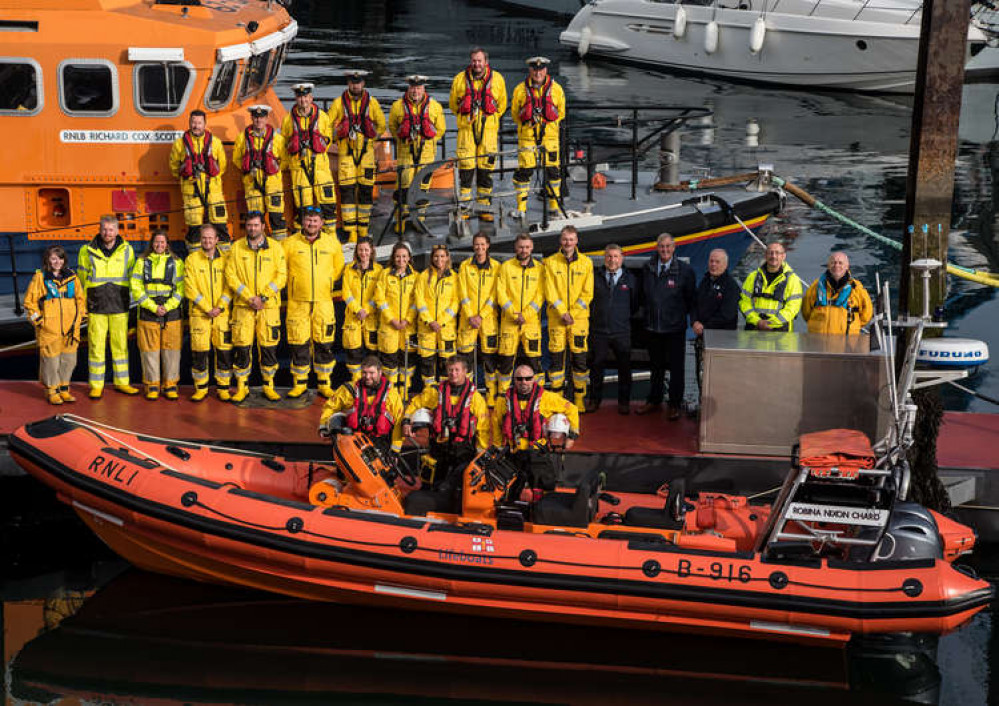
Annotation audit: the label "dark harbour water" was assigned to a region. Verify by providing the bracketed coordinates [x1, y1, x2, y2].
[5, 2, 999, 703]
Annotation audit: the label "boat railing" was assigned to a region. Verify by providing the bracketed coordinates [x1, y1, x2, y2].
[2, 233, 24, 316]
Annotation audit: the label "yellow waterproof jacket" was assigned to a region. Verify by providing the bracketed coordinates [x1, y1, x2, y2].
[24, 269, 86, 337]
[802, 275, 874, 335]
[388, 96, 446, 150]
[405, 383, 491, 451]
[319, 381, 405, 452]
[328, 91, 387, 152]
[343, 260, 384, 325]
[225, 236, 287, 309]
[130, 252, 185, 318]
[543, 250, 593, 321]
[185, 249, 232, 316]
[492, 387, 580, 451]
[457, 257, 499, 321]
[375, 266, 419, 326]
[510, 76, 566, 146]
[739, 263, 805, 331]
[232, 126, 287, 176]
[282, 232, 345, 302]
[169, 130, 228, 181]
[77, 235, 135, 315]
[448, 67, 508, 130]
[415, 267, 460, 327]
[497, 257, 545, 325]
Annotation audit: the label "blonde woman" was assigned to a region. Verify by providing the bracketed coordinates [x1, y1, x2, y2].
[341, 237, 383, 381]
[414, 244, 460, 389]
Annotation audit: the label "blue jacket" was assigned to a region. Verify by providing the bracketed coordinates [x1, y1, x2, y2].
[694, 269, 740, 330]
[591, 265, 638, 338]
[640, 254, 695, 334]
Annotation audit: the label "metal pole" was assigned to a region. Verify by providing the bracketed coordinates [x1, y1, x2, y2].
[630, 107, 638, 200]
[7, 235, 23, 316]
[586, 141, 595, 204]
[660, 130, 680, 186]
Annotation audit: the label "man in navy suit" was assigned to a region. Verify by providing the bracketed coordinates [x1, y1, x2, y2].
[586, 244, 638, 415]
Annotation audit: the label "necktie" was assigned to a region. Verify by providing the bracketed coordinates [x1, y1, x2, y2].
[607, 271, 614, 287]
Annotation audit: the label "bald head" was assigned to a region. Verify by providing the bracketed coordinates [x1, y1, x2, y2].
[827, 252, 850, 280]
[707, 248, 728, 277]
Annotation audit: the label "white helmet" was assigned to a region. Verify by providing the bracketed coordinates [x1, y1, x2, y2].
[411, 408, 433, 429]
[545, 413, 571, 436]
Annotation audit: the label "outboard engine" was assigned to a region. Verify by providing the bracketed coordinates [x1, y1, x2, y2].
[872, 502, 943, 562]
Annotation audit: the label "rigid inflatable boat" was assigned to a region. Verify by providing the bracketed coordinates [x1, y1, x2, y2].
[9, 415, 992, 645]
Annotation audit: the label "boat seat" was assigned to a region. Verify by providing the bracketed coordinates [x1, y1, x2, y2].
[532, 472, 602, 528]
[622, 478, 687, 530]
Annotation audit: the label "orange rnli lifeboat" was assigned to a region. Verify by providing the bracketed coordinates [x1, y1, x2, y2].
[9, 417, 992, 645]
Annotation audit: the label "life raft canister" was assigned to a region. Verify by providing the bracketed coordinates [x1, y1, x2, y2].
[240, 125, 281, 176]
[518, 76, 559, 124]
[179, 130, 221, 179]
[457, 66, 498, 116]
[397, 96, 437, 141]
[336, 90, 378, 141]
[501, 384, 544, 444]
[432, 380, 476, 443]
[287, 104, 329, 156]
[347, 377, 394, 437]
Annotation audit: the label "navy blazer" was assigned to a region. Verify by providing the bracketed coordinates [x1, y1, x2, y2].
[590, 265, 638, 338]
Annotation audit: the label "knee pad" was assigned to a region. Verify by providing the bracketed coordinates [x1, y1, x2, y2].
[357, 183, 374, 205]
[185, 226, 201, 245]
[459, 168, 475, 189]
[260, 345, 279, 369]
[476, 169, 493, 190]
[497, 354, 515, 375]
[482, 352, 497, 374]
[268, 212, 285, 231]
[381, 350, 402, 371]
[233, 346, 251, 370]
[544, 166, 560, 182]
[216, 348, 233, 370]
[290, 343, 311, 367]
[321, 203, 337, 221]
[512, 168, 532, 183]
[572, 350, 588, 373]
[345, 346, 365, 365]
[314, 342, 336, 365]
[340, 184, 357, 204]
[191, 349, 210, 372]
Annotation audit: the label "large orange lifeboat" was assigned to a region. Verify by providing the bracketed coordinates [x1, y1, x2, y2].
[9, 416, 992, 645]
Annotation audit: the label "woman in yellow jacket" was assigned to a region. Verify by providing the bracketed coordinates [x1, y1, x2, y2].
[374, 242, 418, 395]
[130, 230, 185, 400]
[414, 244, 460, 389]
[24, 245, 86, 404]
[341, 237, 383, 381]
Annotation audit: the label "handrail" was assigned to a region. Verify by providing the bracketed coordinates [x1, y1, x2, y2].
[3, 233, 24, 315]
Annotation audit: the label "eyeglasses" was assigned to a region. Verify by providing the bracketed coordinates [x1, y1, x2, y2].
[514, 376, 534, 381]
[302, 206, 322, 215]
[431, 244, 449, 252]
[246, 210, 264, 218]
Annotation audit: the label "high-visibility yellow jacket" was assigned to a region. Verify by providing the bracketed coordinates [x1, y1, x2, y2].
[130, 252, 185, 320]
[543, 250, 593, 321]
[24, 269, 86, 339]
[496, 257, 545, 325]
[492, 387, 580, 451]
[225, 237, 287, 309]
[802, 275, 874, 335]
[319, 381, 405, 452]
[232, 126, 287, 176]
[448, 67, 508, 131]
[739, 263, 804, 331]
[184, 249, 232, 316]
[77, 235, 135, 315]
[328, 90, 387, 153]
[510, 77, 566, 146]
[375, 266, 419, 326]
[415, 267, 460, 328]
[343, 260, 384, 326]
[387, 96, 446, 152]
[457, 257, 500, 321]
[404, 383, 491, 451]
[282, 232, 345, 302]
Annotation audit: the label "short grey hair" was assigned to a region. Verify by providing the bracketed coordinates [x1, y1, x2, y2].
[656, 232, 674, 245]
[709, 248, 728, 266]
[605, 243, 623, 254]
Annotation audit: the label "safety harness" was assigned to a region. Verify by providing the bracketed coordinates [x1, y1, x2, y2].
[433, 380, 476, 444]
[241, 125, 281, 176]
[502, 384, 544, 444]
[179, 131, 221, 179]
[287, 103, 329, 156]
[347, 377, 394, 437]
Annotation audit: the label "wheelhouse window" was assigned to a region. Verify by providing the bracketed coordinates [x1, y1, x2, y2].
[59, 60, 118, 116]
[135, 62, 194, 116]
[265, 44, 287, 87]
[238, 50, 271, 101]
[0, 59, 42, 115]
[205, 59, 239, 110]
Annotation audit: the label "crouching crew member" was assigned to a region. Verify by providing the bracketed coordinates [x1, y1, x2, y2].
[496, 233, 545, 393]
[130, 230, 185, 400]
[25, 245, 86, 405]
[282, 83, 336, 231]
[802, 251, 873, 334]
[415, 244, 460, 388]
[319, 355, 404, 454]
[510, 56, 565, 219]
[185, 224, 233, 401]
[283, 208, 345, 398]
[225, 211, 287, 402]
[375, 242, 418, 395]
[170, 110, 228, 248]
[77, 215, 138, 398]
[233, 104, 287, 240]
[341, 236, 383, 381]
[329, 70, 386, 242]
[739, 242, 804, 332]
[457, 232, 500, 406]
[402, 355, 490, 492]
[388, 75, 445, 229]
[544, 225, 593, 409]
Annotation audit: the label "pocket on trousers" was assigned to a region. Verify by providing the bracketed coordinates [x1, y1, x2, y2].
[527, 338, 540, 355]
[367, 330, 378, 347]
[573, 335, 587, 350]
[321, 186, 335, 200]
[223, 329, 233, 345]
[363, 168, 374, 180]
[326, 323, 336, 337]
[212, 205, 227, 219]
[271, 326, 281, 341]
[269, 194, 282, 208]
[485, 334, 498, 349]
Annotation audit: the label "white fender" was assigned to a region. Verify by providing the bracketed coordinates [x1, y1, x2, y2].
[704, 20, 719, 54]
[749, 16, 766, 54]
[578, 25, 592, 57]
[673, 5, 688, 39]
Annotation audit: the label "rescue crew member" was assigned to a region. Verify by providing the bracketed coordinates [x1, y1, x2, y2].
[281, 83, 337, 231]
[319, 355, 405, 454]
[77, 215, 138, 398]
[328, 70, 386, 242]
[24, 245, 86, 405]
[456, 231, 500, 407]
[388, 75, 446, 230]
[492, 364, 579, 491]
[282, 208, 345, 399]
[169, 110, 229, 248]
[510, 56, 566, 219]
[233, 104, 287, 240]
[130, 230, 185, 400]
[586, 243, 638, 415]
[496, 233, 545, 393]
[414, 244, 460, 389]
[185, 224, 233, 402]
[449, 47, 507, 222]
[544, 225, 593, 409]
[402, 354, 490, 492]
[225, 211, 287, 403]
[341, 236, 383, 381]
[739, 241, 805, 332]
[638, 232, 696, 421]
[802, 251, 873, 335]
[692, 248, 740, 395]
[375, 241, 418, 395]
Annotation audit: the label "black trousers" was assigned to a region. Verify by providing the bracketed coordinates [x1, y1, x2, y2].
[588, 333, 632, 404]
[646, 330, 686, 407]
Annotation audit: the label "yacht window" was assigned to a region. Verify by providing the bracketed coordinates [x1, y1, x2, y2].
[135, 62, 194, 116]
[238, 50, 271, 101]
[206, 59, 239, 110]
[0, 59, 42, 115]
[265, 44, 287, 87]
[59, 60, 118, 116]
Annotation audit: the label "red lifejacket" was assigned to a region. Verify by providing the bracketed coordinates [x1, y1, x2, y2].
[336, 90, 378, 141]
[517, 76, 559, 125]
[287, 104, 329, 156]
[457, 66, 498, 116]
[240, 125, 281, 176]
[179, 130, 221, 179]
[346, 378, 394, 437]
[432, 380, 476, 444]
[501, 384, 544, 444]
[397, 96, 437, 141]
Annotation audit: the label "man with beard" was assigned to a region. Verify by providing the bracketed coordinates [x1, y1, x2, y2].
[319, 355, 405, 455]
[170, 110, 229, 248]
